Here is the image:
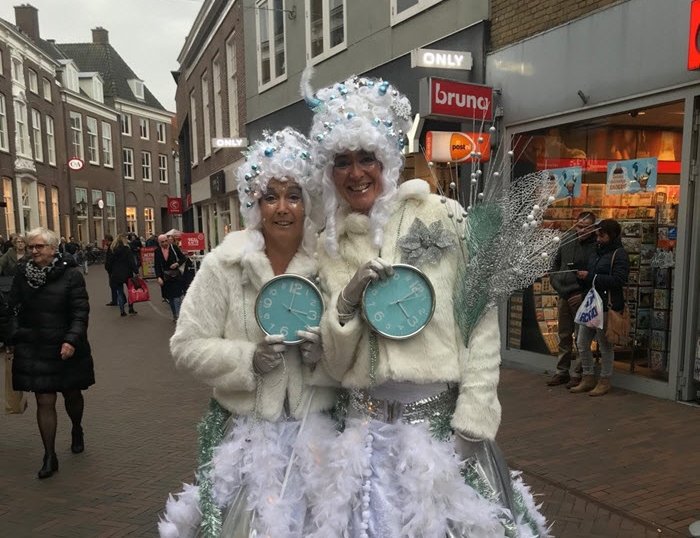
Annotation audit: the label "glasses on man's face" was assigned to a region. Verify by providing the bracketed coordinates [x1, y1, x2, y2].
[28, 244, 47, 251]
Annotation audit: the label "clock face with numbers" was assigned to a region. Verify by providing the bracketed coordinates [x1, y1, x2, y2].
[362, 264, 436, 340]
[255, 274, 325, 344]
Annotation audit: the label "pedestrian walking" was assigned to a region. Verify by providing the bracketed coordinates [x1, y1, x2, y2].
[571, 218, 630, 396]
[7, 227, 94, 479]
[154, 234, 187, 321]
[102, 234, 118, 306]
[159, 128, 335, 537]
[0, 234, 30, 276]
[105, 234, 138, 316]
[546, 211, 597, 388]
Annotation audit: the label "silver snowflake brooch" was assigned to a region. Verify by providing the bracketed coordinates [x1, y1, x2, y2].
[398, 218, 455, 266]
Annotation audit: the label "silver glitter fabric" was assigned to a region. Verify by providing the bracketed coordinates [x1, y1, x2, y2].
[348, 385, 458, 428]
[398, 218, 456, 267]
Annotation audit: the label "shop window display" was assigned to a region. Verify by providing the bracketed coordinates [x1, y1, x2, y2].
[507, 101, 683, 381]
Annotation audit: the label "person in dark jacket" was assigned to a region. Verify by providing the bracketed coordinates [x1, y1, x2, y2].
[9, 227, 95, 479]
[102, 234, 117, 306]
[546, 211, 597, 387]
[105, 234, 138, 316]
[0, 234, 30, 276]
[127, 233, 142, 269]
[154, 234, 186, 321]
[570, 219, 630, 397]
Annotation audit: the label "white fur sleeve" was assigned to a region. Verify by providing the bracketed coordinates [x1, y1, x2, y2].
[450, 306, 502, 440]
[170, 258, 257, 392]
[319, 291, 365, 382]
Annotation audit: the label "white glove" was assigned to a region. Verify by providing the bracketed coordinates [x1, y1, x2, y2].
[297, 326, 322, 367]
[253, 334, 286, 375]
[338, 258, 394, 317]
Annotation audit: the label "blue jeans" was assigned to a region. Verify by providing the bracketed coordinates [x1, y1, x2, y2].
[169, 295, 183, 320]
[115, 285, 127, 313]
[576, 313, 614, 378]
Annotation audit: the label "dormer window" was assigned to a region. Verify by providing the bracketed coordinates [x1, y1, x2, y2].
[79, 72, 104, 103]
[59, 61, 80, 93]
[128, 79, 145, 101]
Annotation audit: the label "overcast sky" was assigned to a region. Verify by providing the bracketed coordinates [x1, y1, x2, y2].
[0, 0, 203, 111]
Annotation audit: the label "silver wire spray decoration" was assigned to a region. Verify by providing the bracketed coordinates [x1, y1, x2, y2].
[424, 125, 561, 346]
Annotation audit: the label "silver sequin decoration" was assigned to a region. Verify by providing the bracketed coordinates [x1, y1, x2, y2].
[397, 218, 456, 267]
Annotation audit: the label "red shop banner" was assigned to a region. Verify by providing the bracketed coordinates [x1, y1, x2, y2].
[420, 77, 494, 121]
[179, 232, 206, 252]
[167, 196, 183, 215]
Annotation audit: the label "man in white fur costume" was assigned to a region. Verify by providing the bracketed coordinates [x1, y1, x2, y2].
[159, 127, 338, 537]
[301, 72, 550, 537]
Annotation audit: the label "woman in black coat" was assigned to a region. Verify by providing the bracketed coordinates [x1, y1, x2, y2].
[9, 227, 94, 479]
[570, 219, 630, 397]
[154, 234, 187, 321]
[105, 234, 138, 316]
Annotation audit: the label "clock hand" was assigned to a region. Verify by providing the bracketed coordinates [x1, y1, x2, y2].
[396, 301, 410, 319]
[289, 310, 310, 324]
[290, 308, 308, 316]
[289, 291, 297, 311]
[389, 291, 418, 305]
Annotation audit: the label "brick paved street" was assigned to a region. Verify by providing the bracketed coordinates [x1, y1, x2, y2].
[1, 269, 698, 537]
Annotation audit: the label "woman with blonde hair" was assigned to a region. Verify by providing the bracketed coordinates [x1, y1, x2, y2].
[8, 227, 94, 478]
[105, 233, 138, 316]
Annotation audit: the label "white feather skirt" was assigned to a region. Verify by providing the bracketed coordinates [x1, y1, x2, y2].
[299, 418, 550, 538]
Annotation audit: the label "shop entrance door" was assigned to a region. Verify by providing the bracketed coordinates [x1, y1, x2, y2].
[678, 98, 700, 402]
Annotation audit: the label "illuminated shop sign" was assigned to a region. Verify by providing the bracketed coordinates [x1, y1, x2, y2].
[424, 131, 491, 163]
[411, 48, 473, 71]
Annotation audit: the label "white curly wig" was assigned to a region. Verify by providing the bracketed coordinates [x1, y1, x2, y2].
[301, 68, 412, 256]
[236, 127, 320, 255]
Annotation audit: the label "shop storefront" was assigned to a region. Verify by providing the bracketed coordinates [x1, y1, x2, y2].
[487, 0, 700, 402]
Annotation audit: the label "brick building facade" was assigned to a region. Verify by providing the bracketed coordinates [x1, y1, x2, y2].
[174, 0, 246, 249]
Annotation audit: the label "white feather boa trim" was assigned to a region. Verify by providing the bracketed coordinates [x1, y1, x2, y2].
[158, 483, 201, 538]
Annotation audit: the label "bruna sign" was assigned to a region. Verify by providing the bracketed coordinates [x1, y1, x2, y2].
[420, 77, 493, 122]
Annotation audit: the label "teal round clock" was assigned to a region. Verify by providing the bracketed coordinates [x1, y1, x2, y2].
[255, 274, 324, 344]
[362, 264, 436, 340]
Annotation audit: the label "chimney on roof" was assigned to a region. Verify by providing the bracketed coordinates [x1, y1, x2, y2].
[92, 27, 109, 44]
[14, 4, 40, 42]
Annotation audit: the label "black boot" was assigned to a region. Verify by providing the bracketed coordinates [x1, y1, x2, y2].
[71, 426, 84, 454]
[37, 452, 59, 479]
[128, 305, 137, 315]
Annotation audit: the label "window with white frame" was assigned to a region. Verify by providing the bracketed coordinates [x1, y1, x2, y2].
[0, 94, 8, 152]
[45, 116, 56, 165]
[62, 62, 79, 92]
[102, 121, 113, 167]
[256, 0, 286, 89]
[11, 57, 22, 83]
[27, 69, 38, 93]
[141, 151, 152, 181]
[86, 117, 99, 164]
[156, 122, 166, 143]
[14, 100, 30, 156]
[92, 189, 103, 241]
[123, 148, 134, 179]
[128, 79, 145, 100]
[126, 206, 137, 234]
[226, 33, 239, 136]
[202, 72, 211, 157]
[51, 186, 60, 233]
[106, 191, 116, 236]
[31, 109, 43, 162]
[306, 0, 346, 64]
[144, 207, 155, 237]
[390, 0, 443, 25]
[3, 178, 15, 235]
[190, 90, 199, 164]
[43, 78, 52, 102]
[213, 55, 223, 141]
[120, 113, 132, 136]
[139, 117, 149, 139]
[158, 154, 168, 183]
[38, 185, 47, 228]
[69, 111, 84, 160]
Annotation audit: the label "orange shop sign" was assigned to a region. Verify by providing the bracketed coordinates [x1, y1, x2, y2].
[424, 131, 491, 163]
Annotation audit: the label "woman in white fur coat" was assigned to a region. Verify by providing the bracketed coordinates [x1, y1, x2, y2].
[159, 128, 337, 538]
[300, 73, 549, 537]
